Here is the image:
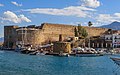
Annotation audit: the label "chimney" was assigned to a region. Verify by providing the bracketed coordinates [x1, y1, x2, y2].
[59, 34, 63, 42]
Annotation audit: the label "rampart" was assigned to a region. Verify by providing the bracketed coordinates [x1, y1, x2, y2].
[4, 23, 111, 49]
[41, 23, 108, 39]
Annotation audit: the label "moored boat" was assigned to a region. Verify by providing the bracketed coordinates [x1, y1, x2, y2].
[59, 53, 70, 57]
[76, 53, 102, 57]
[72, 47, 102, 57]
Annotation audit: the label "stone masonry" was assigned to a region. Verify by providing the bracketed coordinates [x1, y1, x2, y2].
[4, 23, 110, 49]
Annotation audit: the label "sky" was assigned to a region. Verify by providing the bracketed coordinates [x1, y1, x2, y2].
[0, 0, 120, 37]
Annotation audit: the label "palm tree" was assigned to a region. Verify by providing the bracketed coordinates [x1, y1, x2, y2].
[88, 21, 93, 27]
[88, 21, 93, 48]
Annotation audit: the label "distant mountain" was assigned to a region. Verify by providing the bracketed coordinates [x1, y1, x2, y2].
[100, 21, 120, 30]
[0, 37, 4, 42]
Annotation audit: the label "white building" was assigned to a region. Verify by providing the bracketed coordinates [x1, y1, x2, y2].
[113, 34, 120, 47]
[104, 33, 120, 48]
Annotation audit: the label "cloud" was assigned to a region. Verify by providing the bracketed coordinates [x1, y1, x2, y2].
[96, 14, 120, 24]
[11, 1, 22, 7]
[114, 13, 120, 17]
[2, 11, 31, 23]
[81, 0, 100, 8]
[23, 6, 96, 18]
[0, 3, 4, 7]
[18, 15, 31, 22]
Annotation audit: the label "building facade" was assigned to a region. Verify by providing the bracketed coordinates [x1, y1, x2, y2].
[88, 30, 120, 48]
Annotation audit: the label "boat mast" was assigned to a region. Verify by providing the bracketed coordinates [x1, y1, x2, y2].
[22, 27, 24, 47]
[8, 36, 9, 48]
[25, 27, 27, 45]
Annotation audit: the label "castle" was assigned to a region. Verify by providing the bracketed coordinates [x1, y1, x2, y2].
[4, 23, 108, 49]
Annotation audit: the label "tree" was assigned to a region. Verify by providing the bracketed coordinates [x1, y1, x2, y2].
[78, 25, 83, 37]
[73, 24, 88, 47]
[74, 27, 79, 37]
[81, 28, 88, 38]
[88, 21, 93, 27]
[77, 24, 88, 38]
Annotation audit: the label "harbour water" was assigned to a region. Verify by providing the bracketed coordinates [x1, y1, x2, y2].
[0, 50, 120, 75]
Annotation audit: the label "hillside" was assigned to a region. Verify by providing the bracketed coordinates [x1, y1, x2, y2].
[100, 21, 120, 30]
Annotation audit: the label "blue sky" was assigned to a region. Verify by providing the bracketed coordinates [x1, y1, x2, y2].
[0, 0, 120, 37]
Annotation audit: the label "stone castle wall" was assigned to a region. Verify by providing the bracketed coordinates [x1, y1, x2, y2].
[16, 28, 45, 47]
[4, 23, 111, 48]
[4, 26, 19, 48]
[41, 23, 75, 42]
[30, 23, 108, 45]
[41, 23, 108, 41]
[83, 26, 107, 37]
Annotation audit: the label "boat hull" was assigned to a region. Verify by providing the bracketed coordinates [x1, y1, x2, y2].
[76, 53, 102, 57]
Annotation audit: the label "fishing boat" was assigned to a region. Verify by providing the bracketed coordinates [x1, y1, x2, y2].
[73, 47, 102, 57]
[59, 53, 70, 57]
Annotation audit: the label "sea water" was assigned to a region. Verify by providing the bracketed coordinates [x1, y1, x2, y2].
[0, 50, 120, 75]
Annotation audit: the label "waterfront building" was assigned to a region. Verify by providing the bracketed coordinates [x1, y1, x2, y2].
[90, 36, 112, 48]
[104, 33, 120, 48]
[113, 34, 120, 48]
[103, 29, 120, 48]
[89, 29, 120, 48]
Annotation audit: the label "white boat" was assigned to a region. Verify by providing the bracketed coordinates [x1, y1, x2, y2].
[59, 53, 70, 57]
[110, 57, 120, 66]
[36, 52, 45, 55]
[36, 51, 46, 55]
[73, 47, 102, 57]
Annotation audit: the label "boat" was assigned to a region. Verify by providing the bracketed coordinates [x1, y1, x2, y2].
[2, 48, 14, 51]
[73, 47, 102, 57]
[110, 57, 120, 66]
[50, 52, 70, 57]
[36, 51, 46, 55]
[59, 53, 70, 57]
[15, 44, 22, 52]
[29, 51, 37, 55]
[57, 51, 70, 57]
[76, 53, 102, 57]
[36, 52, 45, 55]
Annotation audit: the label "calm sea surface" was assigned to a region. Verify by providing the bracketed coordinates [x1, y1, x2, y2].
[0, 50, 120, 75]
